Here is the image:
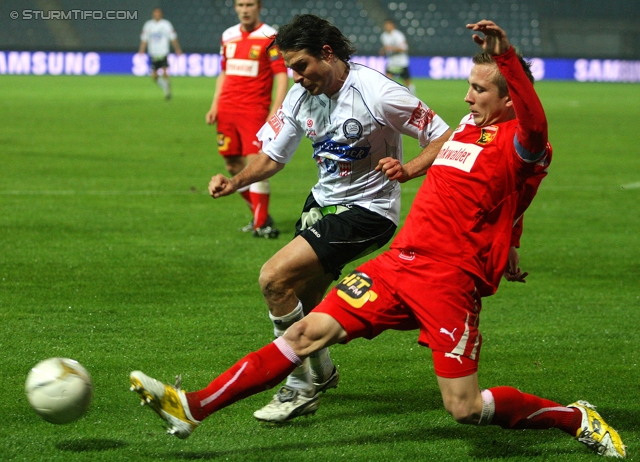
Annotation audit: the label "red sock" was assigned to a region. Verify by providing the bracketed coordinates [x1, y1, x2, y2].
[185, 339, 297, 421]
[239, 190, 253, 212]
[489, 386, 582, 435]
[251, 192, 270, 229]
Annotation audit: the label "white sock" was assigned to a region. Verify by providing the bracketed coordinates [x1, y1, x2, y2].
[309, 347, 334, 383]
[269, 301, 304, 337]
[478, 389, 495, 425]
[157, 76, 170, 96]
[270, 301, 313, 393]
[284, 358, 314, 394]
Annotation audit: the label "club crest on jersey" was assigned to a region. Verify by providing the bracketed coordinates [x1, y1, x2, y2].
[336, 271, 378, 308]
[477, 125, 498, 145]
[268, 46, 281, 61]
[249, 45, 261, 60]
[342, 118, 363, 140]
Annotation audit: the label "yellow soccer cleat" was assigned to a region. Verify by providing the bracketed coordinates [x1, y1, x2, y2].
[130, 371, 200, 439]
[568, 400, 627, 458]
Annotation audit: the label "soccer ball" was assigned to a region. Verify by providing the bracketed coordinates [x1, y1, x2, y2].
[25, 357, 93, 424]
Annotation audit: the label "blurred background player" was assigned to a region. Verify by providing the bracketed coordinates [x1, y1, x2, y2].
[379, 19, 415, 95]
[206, 0, 288, 238]
[138, 8, 182, 100]
[207, 14, 450, 423]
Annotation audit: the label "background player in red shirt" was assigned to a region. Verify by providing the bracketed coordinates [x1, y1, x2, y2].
[206, 0, 288, 237]
[131, 20, 626, 458]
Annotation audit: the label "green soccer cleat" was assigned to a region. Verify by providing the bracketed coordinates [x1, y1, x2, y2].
[130, 371, 200, 439]
[568, 400, 627, 458]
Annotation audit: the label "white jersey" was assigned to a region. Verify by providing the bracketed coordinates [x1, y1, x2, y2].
[257, 63, 449, 225]
[381, 29, 409, 69]
[141, 19, 177, 58]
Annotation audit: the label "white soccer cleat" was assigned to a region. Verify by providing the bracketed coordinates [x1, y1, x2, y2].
[130, 371, 200, 439]
[568, 400, 627, 458]
[253, 386, 319, 422]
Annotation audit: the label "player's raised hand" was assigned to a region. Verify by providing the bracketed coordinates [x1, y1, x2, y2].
[208, 174, 237, 198]
[466, 20, 511, 56]
[375, 157, 409, 182]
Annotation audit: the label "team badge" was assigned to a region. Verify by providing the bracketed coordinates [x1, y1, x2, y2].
[249, 45, 261, 60]
[268, 46, 281, 61]
[477, 125, 498, 145]
[336, 271, 378, 308]
[342, 118, 363, 140]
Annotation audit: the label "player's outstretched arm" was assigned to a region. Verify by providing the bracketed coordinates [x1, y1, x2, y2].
[209, 151, 284, 199]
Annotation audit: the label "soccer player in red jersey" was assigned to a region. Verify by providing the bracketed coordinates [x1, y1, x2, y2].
[131, 20, 626, 458]
[206, 0, 288, 237]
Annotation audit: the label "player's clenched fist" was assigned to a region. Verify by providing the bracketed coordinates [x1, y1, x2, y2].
[208, 174, 237, 198]
[376, 157, 410, 183]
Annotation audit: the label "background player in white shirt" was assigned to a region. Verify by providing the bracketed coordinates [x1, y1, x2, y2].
[138, 8, 182, 100]
[380, 19, 415, 94]
[208, 14, 451, 423]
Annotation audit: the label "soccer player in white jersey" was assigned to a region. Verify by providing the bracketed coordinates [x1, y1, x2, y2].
[207, 14, 452, 422]
[380, 19, 414, 94]
[138, 8, 182, 100]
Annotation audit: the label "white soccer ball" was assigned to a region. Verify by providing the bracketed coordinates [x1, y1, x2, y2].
[25, 357, 93, 424]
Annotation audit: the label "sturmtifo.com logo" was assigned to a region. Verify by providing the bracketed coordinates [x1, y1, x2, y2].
[10, 10, 138, 20]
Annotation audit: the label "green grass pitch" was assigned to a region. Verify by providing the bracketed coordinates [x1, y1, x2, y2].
[1, 74, 638, 461]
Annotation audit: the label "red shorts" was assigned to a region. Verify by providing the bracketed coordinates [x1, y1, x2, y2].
[313, 249, 483, 378]
[216, 110, 267, 157]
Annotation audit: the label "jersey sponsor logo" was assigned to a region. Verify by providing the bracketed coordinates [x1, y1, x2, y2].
[306, 119, 313, 128]
[477, 125, 498, 145]
[217, 133, 230, 151]
[433, 140, 482, 173]
[249, 45, 261, 60]
[225, 58, 259, 77]
[268, 109, 284, 137]
[342, 118, 363, 140]
[408, 102, 435, 130]
[312, 139, 370, 161]
[336, 271, 378, 308]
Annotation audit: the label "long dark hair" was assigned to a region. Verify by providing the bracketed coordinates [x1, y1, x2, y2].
[273, 14, 356, 62]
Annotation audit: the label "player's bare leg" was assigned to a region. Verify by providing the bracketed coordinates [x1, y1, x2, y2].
[437, 373, 626, 457]
[254, 237, 338, 421]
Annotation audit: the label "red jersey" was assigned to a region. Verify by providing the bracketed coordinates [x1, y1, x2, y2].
[391, 48, 551, 296]
[218, 23, 287, 115]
